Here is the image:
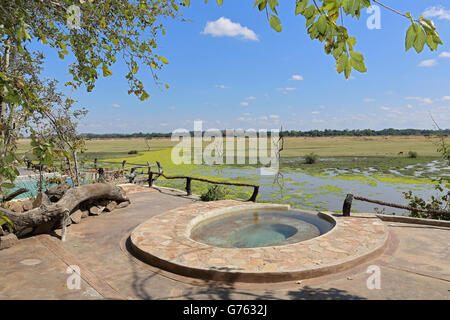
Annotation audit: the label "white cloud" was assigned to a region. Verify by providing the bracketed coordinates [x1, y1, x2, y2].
[240, 101, 249, 106]
[112, 104, 120, 108]
[380, 106, 390, 111]
[418, 59, 437, 67]
[423, 6, 450, 20]
[216, 84, 230, 89]
[259, 116, 268, 121]
[440, 51, 450, 58]
[269, 114, 279, 119]
[245, 96, 256, 100]
[243, 112, 251, 116]
[405, 96, 433, 104]
[442, 96, 450, 101]
[290, 75, 303, 81]
[202, 17, 259, 41]
[311, 111, 320, 115]
[363, 98, 375, 102]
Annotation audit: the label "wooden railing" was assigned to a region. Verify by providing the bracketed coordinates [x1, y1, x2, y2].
[342, 193, 450, 216]
[93, 159, 259, 202]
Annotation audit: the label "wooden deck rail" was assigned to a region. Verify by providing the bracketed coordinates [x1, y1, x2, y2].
[81, 159, 260, 202]
[342, 193, 450, 216]
[145, 161, 259, 202]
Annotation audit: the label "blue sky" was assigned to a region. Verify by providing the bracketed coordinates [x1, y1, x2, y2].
[38, 1, 450, 133]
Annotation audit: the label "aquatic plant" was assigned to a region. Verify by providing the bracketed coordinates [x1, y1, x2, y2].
[304, 153, 319, 164]
[200, 185, 227, 202]
[407, 151, 418, 158]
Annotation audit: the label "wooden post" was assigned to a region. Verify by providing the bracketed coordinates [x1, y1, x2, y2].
[121, 160, 126, 171]
[343, 194, 353, 216]
[186, 178, 192, 196]
[249, 186, 259, 202]
[147, 162, 153, 187]
[98, 167, 106, 183]
[94, 158, 97, 170]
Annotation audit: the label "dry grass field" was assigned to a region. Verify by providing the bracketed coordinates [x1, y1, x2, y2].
[16, 135, 445, 159]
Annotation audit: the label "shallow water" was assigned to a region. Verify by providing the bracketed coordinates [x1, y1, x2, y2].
[157, 161, 444, 215]
[191, 210, 333, 248]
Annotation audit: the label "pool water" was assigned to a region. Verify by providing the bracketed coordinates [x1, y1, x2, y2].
[190, 210, 334, 248]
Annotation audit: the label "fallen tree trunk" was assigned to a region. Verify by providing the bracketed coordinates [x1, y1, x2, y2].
[0, 183, 129, 238]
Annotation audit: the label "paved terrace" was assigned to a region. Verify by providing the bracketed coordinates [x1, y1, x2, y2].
[0, 186, 449, 300]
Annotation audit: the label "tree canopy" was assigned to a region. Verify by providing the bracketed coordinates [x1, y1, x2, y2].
[193, 0, 443, 79]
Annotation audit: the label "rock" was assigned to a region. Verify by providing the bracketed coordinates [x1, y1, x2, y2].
[32, 192, 51, 208]
[7, 201, 24, 213]
[70, 209, 83, 224]
[0, 233, 18, 250]
[116, 200, 130, 209]
[22, 199, 33, 212]
[105, 201, 117, 212]
[0, 227, 3, 236]
[89, 205, 105, 216]
[46, 183, 71, 202]
[81, 210, 89, 219]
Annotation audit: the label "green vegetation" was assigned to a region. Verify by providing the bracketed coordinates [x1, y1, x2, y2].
[407, 151, 418, 158]
[304, 153, 319, 164]
[200, 185, 228, 202]
[80, 128, 450, 139]
[0, 212, 13, 233]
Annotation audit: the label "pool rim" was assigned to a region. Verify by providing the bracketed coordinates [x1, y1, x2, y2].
[130, 200, 389, 283]
[186, 207, 336, 249]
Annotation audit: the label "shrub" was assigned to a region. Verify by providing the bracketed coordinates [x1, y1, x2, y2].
[407, 151, 418, 158]
[200, 185, 227, 201]
[0, 212, 14, 233]
[128, 150, 138, 154]
[304, 152, 319, 164]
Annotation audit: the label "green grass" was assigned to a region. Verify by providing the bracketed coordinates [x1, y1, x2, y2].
[17, 135, 446, 159]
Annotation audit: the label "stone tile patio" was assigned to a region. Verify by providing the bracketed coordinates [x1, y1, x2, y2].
[131, 201, 388, 282]
[0, 185, 448, 300]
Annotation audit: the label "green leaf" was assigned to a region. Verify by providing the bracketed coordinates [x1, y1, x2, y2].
[183, 0, 190, 6]
[336, 54, 347, 74]
[405, 24, 417, 51]
[216, 0, 223, 6]
[414, 28, 427, 53]
[350, 51, 367, 72]
[159, 56, 169, 64]
[102, 64, 113, 77]
[303, 5, 316, 19]
[317, 16, 327, 35]
[269, 15, 282, 32]
[344, 57, 352, 79]
[295, 0, 309, 15]
[269, 0, 278, 14]
[254, 0, 267, 11]
[139, 91, 150, 100]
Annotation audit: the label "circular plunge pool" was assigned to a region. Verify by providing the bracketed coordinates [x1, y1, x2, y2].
[190, 209, 335, 248]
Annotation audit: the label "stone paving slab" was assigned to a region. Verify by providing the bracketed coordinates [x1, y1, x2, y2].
[131, 201, 389, 282]
[0, 188, 448, 300]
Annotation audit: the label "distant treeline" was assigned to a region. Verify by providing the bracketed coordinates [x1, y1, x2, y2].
[81, 128, 449, 139]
